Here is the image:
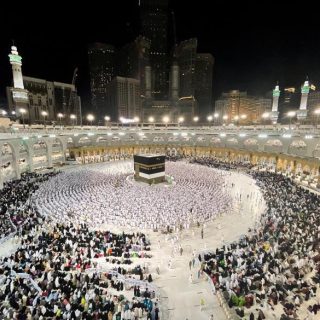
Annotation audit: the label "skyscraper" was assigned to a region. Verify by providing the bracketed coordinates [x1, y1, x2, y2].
[175, 38, 197, 98]
[194, 53, 214, 116]
[88, 43, 115, 118]
[140, 0, 169, 99]
[117, 36, 151, 97]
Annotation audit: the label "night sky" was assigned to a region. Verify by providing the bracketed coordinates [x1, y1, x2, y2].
[0, 0, 319, 110]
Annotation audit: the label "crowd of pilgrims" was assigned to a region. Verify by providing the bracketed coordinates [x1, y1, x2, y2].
[0, 172, 59, 241]
[32, 161, 233, 231]
[2, 155, 320, 319]
[189, 156, 255, 171]
[192, 160, 320, 319]
[0, 221, 159, 319]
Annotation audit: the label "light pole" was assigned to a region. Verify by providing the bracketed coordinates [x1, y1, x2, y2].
[178, 116, 184, 127]
[314, 109, 320, 127]
[57, 113, 63, 128]
[222, 115, 228, 126]
[207, 115, 213, 127]
[262, 112, 270, 128]
[163, 116, 170, 128]
[287, 111, 296, 130]
[193, 116, 199, 126]
[41, 111, 48, 127]
[240, 114, 247, 125]
[104, 115, 110, 128]
[87, 114, 94, 127]
[19, 108, 26, 128]
[234, 115, 239, 126]
[70, 114, 76, 128]
[133, 116, 140, 128]
[214, 113, 219, 126]
[148, 116, 155, 128]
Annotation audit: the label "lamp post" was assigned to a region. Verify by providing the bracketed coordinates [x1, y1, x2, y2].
[87, 114, 94, 127]
[193, 116, 199, 126]
[240, 114, 247, 125]
[262, 112, 270, 129]
[163, 116, 170, 128]
[41, 111, 48, 127]
[234, 115, 239, 126]
[207, 115, 213, 127]
[70, 114, 76, 128]
[222, 115, 228, 126]
[214, 113, 219, 126]
[57, 113, 63, 128]
[178, 116, 184, 127]
[133, 116, 139, 128]
[148, 116, 155, 128]
[104, 115, 110, 128]
[19, 108, 26, 128]
[287, 111, 296, 130]
[314, 109, 320, 127]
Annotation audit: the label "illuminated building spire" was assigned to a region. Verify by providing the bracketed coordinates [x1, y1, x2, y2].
[8, 45, 24, 89]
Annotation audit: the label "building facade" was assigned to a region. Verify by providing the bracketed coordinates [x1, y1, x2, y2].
[88, 43, 115, 118]
[194, 53, 214, 116]
[140, 0, 169, 100]
[215, 90, 272, 125]
[117, 36, 151, 97]
[105, 77, 141, 121]
[7, 76, 81, 125]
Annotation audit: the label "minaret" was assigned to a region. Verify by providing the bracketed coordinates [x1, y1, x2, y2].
[8, 45, 29, 117]
[9, 45, 24, 89]
[270, 84, 280, 123]
[297, 78, 309, 121]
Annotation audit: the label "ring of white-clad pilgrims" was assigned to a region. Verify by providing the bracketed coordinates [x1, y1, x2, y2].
[32, 161, 242, 230]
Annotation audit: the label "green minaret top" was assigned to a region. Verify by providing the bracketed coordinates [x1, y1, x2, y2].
[8, 46, 22, 65]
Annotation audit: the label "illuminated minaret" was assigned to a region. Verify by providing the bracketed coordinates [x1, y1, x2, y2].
[270, 84, 280, 123]
[8, 45, 29, 117]
[297, 78, 309, 121]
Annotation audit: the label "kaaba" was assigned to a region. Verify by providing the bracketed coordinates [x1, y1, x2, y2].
[134, 154, 165, 184]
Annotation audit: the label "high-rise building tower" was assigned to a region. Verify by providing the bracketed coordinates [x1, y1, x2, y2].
[175, 38, 198, 98]
[8, 45, 29, 117]
[88, 43, 115, 119]
[194, 53, 214, 116]
[140, 0, 169, 100]
[117, 36, 151, 96]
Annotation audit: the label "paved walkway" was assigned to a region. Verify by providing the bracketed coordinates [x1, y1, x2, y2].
[146, 170, 266, 320]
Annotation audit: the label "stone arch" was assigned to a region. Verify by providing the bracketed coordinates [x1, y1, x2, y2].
[33, 139, 48, 152]
[289, 140, 307, 149]
[265, 139, 283, 147]
[312, 143, 320, 159]
[226, 137, 238, 145]
[244, 138, 258, 146]
[211, 137, 221, 145]
[1, 142, 16, 180]
[32, 139, 48, 169]
[18, 141, 30, 173]
[96, 136, 108, 144]
[78, 136, 92, 146]
[51, 138, 64, 166]
[196, 136, 206, 142]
